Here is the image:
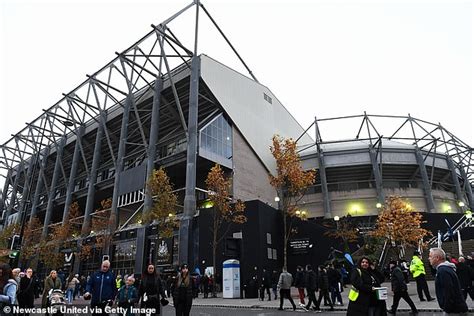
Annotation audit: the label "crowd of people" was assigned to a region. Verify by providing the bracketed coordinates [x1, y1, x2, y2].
[0, 248, 472, 316]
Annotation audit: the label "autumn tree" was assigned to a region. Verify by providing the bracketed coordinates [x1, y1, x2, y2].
[0, 223, 20, 250]
[269, 135, 316, 270]
[142, 168, 179, 238]
[371, 196, 431, 257]
[91, 198, 115, 256]
[325, 217, 359, 252]
[206, 164, 246, 296]
[20, 216, 43, 264]
[39, 201, 82, 269]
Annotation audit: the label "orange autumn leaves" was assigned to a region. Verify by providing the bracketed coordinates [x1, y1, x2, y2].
[371, 196, 430, 247]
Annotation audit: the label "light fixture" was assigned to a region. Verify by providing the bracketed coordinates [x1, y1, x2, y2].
[458, 201, 465, 207]
[168, 213, 174, 217]
[274, 196, 280, 202]
[334, 215, 340, 221]
[295, 210, 301, 215]
[465, 210, 472, 219]
[376, 203, 382, 209]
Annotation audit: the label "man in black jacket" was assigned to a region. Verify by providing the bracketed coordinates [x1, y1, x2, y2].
[429, 248, 468, 315]
[294, 266, 306, 307]
[388, 261, 418, 315]
[304, 265, 318, 312]
[456, 257, 474, 301]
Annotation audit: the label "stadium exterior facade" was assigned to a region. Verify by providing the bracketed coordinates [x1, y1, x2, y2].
[0, 2, 473, 277]
[297, 114, 474, 219]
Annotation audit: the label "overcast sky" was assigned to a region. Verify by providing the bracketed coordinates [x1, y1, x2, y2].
[0, 0, 472, 157]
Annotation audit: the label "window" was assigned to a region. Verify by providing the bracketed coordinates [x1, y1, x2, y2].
[200, 114, 233, 159]
[263, 93, 272, 104]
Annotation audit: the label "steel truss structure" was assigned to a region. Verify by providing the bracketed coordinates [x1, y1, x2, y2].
[0, 1, 256, 263]
[297, 112, 473, 217]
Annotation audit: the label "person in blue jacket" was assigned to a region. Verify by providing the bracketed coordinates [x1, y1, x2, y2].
[84, 260, 117, 316]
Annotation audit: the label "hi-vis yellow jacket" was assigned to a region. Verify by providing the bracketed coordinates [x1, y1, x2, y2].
[409, 255, 426, 278]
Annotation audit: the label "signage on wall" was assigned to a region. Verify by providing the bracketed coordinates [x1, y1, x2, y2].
[289, 238, 310, 255]
[157, 238, 173, 265]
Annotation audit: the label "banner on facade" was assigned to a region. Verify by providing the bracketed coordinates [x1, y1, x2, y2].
[289, 238, 310, 255]
[156, 238, 173, 265]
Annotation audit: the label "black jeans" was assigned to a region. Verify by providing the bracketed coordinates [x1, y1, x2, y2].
[175, 301, 192, 316]
[390, 290, 418, 313]
[461, 287, 474, 301]
[306, 290, 317, 309]
[279, 289, 296, 309]
[316, 289, 333, 309]
[414, 274, 432, 300]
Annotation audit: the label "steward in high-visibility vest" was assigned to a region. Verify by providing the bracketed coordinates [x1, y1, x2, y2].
[116, 275, 124, 289]
[409, 250, 433, 301]
[410, 253, 425, 278]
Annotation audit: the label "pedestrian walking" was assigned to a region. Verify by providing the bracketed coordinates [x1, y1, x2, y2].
[260, 268, 272, 301]
[277, 268, 296, 311]
[18, 268, 35, 316]
[294, 265, 306, 306]
[346, 256, 386, 316]
[84, 260, 117, 316]
[65, 273, 80, 304]
[41, 270, 62, 308]
[400, 259, 410, 284]
[428, 248, 468, 315]
[410, 250, 434, 301]
[139, 264, 167, 315]
[316, 265, 334, 311]
[117, 275, 139, 316]
[456, 257, 474, 301]
[328, 263, 343, 306]
[271, 270, 279, 300]
[172, 264, 194, 316]
[387, 261, 418, 315]
[201, 274, 209, 298]
[305, 264, 318, 312]
[0, 265, 18, 315]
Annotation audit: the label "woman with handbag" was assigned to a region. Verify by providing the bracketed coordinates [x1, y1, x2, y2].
[139, 265, 168, 315]
[347, 257, 387, 316]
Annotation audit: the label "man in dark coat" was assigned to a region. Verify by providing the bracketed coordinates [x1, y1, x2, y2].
[387, 261, 418, 315]
[456, 257, 474, 301]
[304, 265, 318, 311]
[18, 268, 35, 316]
[429, 248, 468, 314]
[84, 260, 117, 316]
[294, 266, 306, 306]
[261, 268, 272, 301]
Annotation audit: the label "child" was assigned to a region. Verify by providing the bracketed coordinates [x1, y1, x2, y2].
[117, 276, 138, 316]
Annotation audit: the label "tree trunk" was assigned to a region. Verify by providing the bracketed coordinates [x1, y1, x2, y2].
[283, 209, 287, 270]
[212, 211, 218, 298]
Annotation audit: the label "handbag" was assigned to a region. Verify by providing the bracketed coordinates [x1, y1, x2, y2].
[348, 268, 361, 302]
